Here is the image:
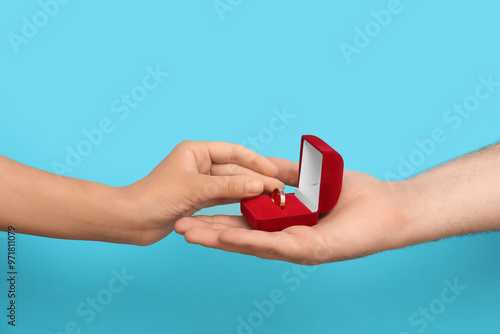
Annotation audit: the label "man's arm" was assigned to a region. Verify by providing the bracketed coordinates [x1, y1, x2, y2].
[403, 142, 500, 245]
[175, 143, 500, 264]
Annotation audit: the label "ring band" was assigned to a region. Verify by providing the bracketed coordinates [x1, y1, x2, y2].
[271, 188, 285, 210]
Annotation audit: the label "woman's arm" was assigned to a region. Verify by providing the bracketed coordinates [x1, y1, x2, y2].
[0, 155, 137, 243]
[0, 141, 284, 246]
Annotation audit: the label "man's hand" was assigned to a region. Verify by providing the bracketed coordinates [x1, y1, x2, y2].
[176, 143, 500, 264]
[175, 158, 409, 264]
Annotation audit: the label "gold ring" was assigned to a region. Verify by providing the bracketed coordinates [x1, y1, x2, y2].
[271, 188, 285, 210]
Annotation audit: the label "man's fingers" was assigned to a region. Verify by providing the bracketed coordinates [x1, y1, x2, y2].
[218, 225, 330, 263]
[180, 225, 286, 261]
[265, 157, 299, 187]
[192, 215, 252, 228]
[210, 164, 285, 192]
[183, 226, 225, 248]
[175, 216, 326, 264]
[175, 217, 198, 235]
[218, 228, 300, 258]
[175, 216, 250, 235]
[179, 221, 254, 254]
[180, 225, 313, 263]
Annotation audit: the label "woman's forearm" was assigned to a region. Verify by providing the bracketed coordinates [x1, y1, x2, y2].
[0, 156, 137, 243]
[0, 141, 283, 246]
[402, 143, 500, 245]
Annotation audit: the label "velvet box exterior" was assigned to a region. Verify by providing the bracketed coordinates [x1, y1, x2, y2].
[240, 135, 344, 232]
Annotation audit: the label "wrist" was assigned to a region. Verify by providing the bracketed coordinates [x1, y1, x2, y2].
[43, 180, 145, 245]
[114, 183, 167, 245]
[391, 177, 451, 248]
[379, 180, 421, 250]
[113, 186, 140, 243]
[89, 184, 145, 245]
[116, 180, 177, 246]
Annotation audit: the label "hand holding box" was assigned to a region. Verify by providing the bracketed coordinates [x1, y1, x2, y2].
[241, 135, 344, 231]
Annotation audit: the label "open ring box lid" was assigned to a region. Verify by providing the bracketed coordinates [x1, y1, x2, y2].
[240, 135, 344, 232]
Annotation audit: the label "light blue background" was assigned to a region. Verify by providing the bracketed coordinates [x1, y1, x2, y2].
[1, 1, 500, 333]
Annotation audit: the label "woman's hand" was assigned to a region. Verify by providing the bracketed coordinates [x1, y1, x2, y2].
[123, 141, 284, 245]
[0, 141, 283, 246]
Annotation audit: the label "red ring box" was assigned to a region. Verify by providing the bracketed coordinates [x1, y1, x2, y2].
[240, 135, 344, 232]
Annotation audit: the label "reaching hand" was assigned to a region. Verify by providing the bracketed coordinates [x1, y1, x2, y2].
[0, 141, 283, 246]
[125, 141, 284, 245]
[175, 157, 410, 265]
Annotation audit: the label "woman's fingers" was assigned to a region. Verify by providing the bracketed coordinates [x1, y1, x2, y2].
[210, 163, 285, 192]
[201, 142, 279, 177]
[265, 157, 299, 187]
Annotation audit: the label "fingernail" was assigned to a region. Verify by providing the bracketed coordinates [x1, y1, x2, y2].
[246, 179, 263, 195]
